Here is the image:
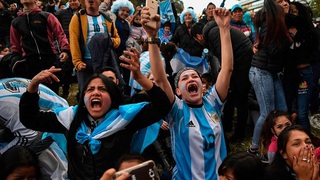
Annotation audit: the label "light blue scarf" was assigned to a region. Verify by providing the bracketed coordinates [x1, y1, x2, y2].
[75, 102, 148, 154]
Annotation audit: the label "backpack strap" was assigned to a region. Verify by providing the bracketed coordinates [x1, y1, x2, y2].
[76, 10, 85, 57]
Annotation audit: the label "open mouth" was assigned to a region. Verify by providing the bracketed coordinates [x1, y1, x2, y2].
[188, 84, 198, 94]
[91, 99, 101, 108]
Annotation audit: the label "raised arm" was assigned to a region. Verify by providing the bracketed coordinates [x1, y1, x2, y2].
[214, 8, 233, 102]
[120, 47, 171, 132]
[27, 66, 61, 93]
[120, 47, 153, 91]
[140, 7, 175, 104]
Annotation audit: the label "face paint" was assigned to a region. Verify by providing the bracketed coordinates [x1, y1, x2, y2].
[183, 71, 192, 75]
[118, 10, 123, 17]
[179, 81, 187, 91]
[84, 96, 89, 106]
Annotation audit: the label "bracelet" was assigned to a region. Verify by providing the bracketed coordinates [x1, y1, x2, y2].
[147, 37, 160, 44]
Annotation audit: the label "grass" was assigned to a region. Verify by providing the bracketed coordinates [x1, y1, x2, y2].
[60, 82, 78, 106]
[61, 83, 320, 155]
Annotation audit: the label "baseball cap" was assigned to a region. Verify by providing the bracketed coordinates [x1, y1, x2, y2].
[231, 4, 243, 12]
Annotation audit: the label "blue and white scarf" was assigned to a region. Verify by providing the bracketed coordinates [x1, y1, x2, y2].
[75, 102, 148, 154]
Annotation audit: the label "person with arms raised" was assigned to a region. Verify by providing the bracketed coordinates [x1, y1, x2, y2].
[19, 48, 171, 179]
[141, 6, 233, 179]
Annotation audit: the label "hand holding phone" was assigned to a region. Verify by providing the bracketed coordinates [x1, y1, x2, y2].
[145, 0, 158, 29]
[100, 168, 130, 180]
[112, 160, 160, 180]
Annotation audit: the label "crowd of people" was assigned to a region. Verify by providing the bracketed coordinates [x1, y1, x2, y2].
[0, 0, 320, 179]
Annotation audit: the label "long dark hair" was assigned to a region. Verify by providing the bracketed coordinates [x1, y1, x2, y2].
[0, 146, 40, 179]
[218, 152, 264, 180]
[269, 125, 311, 170]
[259, 110, 292, 154]
[67, 74, 123, 166]
[160, 42, 177, 75]
[287, 1, 318, 53]
[254, 0, 291, 47]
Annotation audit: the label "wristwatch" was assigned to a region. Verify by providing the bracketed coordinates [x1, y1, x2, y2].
[147, 37, 161, 44]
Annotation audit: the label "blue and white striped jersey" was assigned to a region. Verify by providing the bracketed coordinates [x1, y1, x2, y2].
[129, 51, 166, 96]
[0, 78, 68, 154]
[84, 14, 108, 59]
[166, 85, 227, 180]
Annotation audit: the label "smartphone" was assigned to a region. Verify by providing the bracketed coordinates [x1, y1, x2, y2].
[112, 160, 160, 180]
[145, 0, 158, 29]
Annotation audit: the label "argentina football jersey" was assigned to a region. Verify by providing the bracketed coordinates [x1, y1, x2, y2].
[166, 85, 227, 180]
[84, 14, 108, 59]
[0, 77, 69, 153]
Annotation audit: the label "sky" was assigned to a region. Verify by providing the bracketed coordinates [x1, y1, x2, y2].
[182, 0, 240, 15]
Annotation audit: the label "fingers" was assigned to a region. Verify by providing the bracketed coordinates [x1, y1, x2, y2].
[122, 49, 139, 62]
[293, 155, 298, 167]
[161, 121, 169, 130]
[28, 67, 61, 93]
[100, 168, 131, 180]
[122, 50, 135, 58]
[49, 66, 61, 72]
[312, 154, 320, 180]
[115, 173, 130, 180]
[59, 53, 69, 62]
[60, 56, 67, 62]
[119, 54, 139, 71]
[300, 145, 313, 168]
[79, 63, 87, 71]
[307, 145, 312, 163]
[293, 146, 303, 167]
[40, 68, 60, 84]
[119, 55, 130, 67]
[151, 14, 160, 22]
[130, 47, 140, 59]
[140, 7, 150, 24]
[302, 146, 308, 162]
[140, 8, 159, 24]
[100, 168, 116, 180]
[213, 7, 229, 16]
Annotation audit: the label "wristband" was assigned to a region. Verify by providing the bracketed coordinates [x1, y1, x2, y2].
[147, 37, 160, 44]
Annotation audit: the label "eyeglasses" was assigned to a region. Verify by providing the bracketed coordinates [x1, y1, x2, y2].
[290, 9, 298, 13]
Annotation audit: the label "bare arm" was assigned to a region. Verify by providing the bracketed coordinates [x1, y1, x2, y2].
[140, 7, 175, 104]
[214, 8, 233, 102]
[120, 48, 153, 91]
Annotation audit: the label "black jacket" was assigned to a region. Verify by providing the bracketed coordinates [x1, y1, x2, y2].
[264, 163, 296, 180]
[11, 11, 54, 57]
[203, 20, 253, 71]
[284, 14, 319, 77]
[251, 22, 291, 73]
[55, 6, 82, 39]
[171, 24, 203, 57]
[20, 84, 171, 180]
